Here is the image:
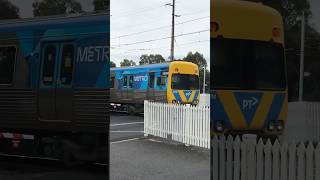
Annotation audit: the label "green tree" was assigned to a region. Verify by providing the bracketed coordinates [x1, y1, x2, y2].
[110, 61, 116, 68]
[120, 59, 136, 67]
[93, 0, 109, 11]
[182, 52, 209, 93]
[0, 0, 19, 20]
[139, 54, 166, 65]
[183, 52, 207, 69]
[32, 0, 82, 17]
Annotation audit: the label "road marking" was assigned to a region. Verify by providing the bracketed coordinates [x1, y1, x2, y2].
[110, 122, 144, 127]
[111, 138, 141, 144]
[0, 153, 58, 161]
[111, 130, 143, 133]
[148, 139, 163, 143]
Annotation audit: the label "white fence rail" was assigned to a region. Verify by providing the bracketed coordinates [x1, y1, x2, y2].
[144, 100, 210, 149]
[212, 135, 320, 180]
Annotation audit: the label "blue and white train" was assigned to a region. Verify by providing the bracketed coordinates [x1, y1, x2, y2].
[0, 12, 109, 165]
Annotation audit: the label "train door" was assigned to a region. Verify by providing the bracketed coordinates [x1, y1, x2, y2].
[38, 42, 74, 121]
[147, 72, 155, 101]
[122, 75, 128, 100]
[127, 75, 134, 101]
[38, 43, 57, 120]
[55, 43, 74, 121]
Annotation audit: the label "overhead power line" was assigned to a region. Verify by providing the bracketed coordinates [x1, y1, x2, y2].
[112, 29, 209, 48]
[111, 39, 209, 55]
[111, 16, 209, 40]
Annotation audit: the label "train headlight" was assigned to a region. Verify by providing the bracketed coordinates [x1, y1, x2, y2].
[268, 122, 275, 131]
[275, 120, 284, 131]
[215, 121, 224, 132]
[193, 100, 199, 104]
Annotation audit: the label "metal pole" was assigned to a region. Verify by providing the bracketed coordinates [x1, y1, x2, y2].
[299, 11, 305, 101]
[170, 0, 175, 61]
[203, 66, 206, 94]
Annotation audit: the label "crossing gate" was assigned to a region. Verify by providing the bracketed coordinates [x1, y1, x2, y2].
[144, 100, 210, 149]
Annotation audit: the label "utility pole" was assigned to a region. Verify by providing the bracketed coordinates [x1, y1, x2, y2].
[171, 0, 175, 61]
[299, 11, 305, 101]
[203, 65, 206, 94]
[166, 0, 179, 61]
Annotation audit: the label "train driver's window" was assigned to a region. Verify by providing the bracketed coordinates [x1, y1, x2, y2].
[129, 75, 133, 88]
[0, 46, 16, 84]
[123, 76, 128, 88]
[60, 44, 74, 85]
[42, 45, 56, 85]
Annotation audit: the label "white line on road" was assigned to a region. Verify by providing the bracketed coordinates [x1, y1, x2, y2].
[111, 138, 141, 144]
[110, 122, 144, 127]
[111, 131, 143, 133]
[148, 139, 163, 143]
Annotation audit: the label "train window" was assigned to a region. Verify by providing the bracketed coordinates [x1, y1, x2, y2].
[0, 46, 16, 84]
[110, 77, 115, 88]
[129, 76, 134, 88]
[123, 76, 128, 88]
[157, 76, 166, 86]
[60, 44, 74, 85]
[149, 73, 155, 88]
[42, 45, 57, 85]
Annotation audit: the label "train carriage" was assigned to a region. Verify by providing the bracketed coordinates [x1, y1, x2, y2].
[110, 61, 200, 114]
[211, 0, 288, 136]
[0, 13, 109, 165]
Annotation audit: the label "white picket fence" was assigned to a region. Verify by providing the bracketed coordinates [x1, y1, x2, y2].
[144, 100, 210, 148]
[212, 135, 320, 180]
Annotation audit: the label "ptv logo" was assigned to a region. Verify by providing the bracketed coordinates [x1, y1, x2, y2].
[242, 97, 259, 111]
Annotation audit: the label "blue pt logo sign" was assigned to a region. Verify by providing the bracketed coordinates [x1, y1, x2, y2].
[242, 97, 258, 111]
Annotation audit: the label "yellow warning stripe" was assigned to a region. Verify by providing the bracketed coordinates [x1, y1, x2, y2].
[250, 93, 274, 129]
[178, 90, 187, 102]
[277, 94, 288, 121]
[218, 91, 247, 129]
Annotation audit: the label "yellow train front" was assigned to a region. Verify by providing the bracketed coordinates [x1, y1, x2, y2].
[211, 0, 288, 136]
[167, 61, 200, 105]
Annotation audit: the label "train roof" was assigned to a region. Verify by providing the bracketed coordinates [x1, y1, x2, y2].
[111, 63, 169, 71]
[211, 0, 284, 43]
[0, 12, 109, 33]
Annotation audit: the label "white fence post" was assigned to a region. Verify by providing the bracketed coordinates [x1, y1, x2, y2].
[226, 136, 233, 180]
[256, 139, 264, 180]
[280, 142, 288, 180]
[219, 136, 226, 180]
[233, 136, 241, 180]
[212, 136, 219, 180]
[264, 140, 272, 180]
[288, 142, 297, 180]
[297, 143, 306, 180]
[306, 143, 314, 180]
[272, 140, 280, 180]
[316, 144, 320, 180]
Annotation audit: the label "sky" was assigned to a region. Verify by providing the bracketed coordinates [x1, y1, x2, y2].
[110, 0, 210, 67]
[6, 0, 320, 67]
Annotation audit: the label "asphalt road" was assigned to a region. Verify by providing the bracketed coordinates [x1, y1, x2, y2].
[0, 155, 107, 180]
[0, 113, 210, 180]
[110, 113, 210, 180]
[110, 112, 144, 142]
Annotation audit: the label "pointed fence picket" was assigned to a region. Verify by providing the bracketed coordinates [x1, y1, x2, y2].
[212, 135, 320, 180]
[144, 100, 210, 149]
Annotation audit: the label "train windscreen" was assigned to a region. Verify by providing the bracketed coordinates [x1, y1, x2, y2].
[211, 38, 286, 90]
[171, 74, 199, 90]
